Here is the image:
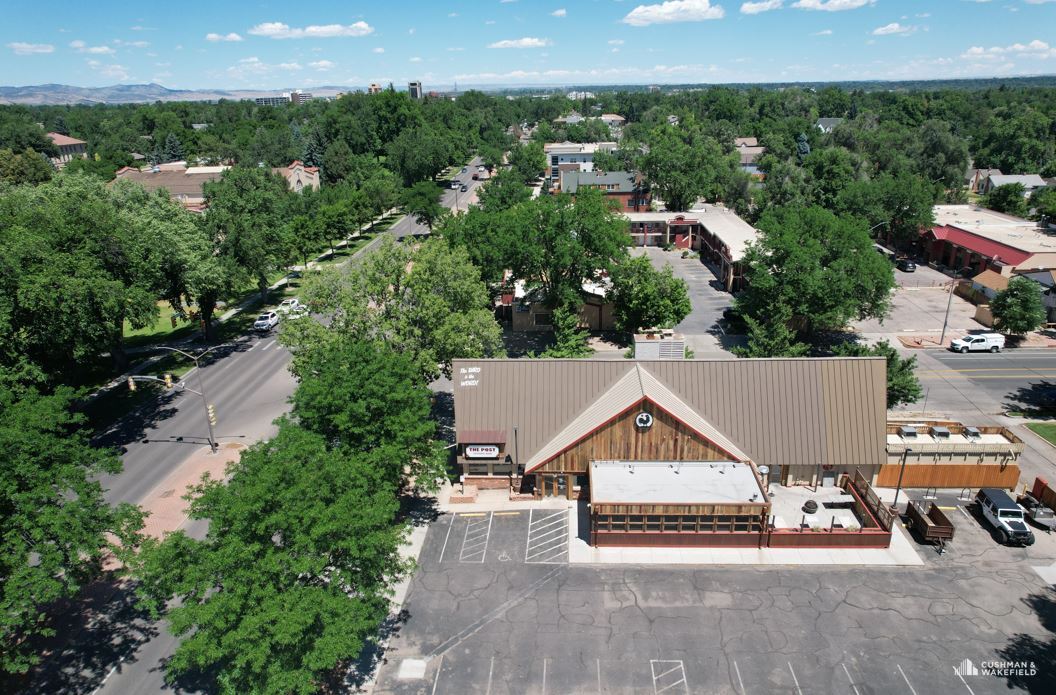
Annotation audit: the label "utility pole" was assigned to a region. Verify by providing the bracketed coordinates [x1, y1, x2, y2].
[939, 268, 968, 347]
[130, 345, 224, 453]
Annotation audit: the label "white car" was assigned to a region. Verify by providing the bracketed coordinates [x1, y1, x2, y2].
[253, 311, 279, 332]
[949, 333, 1005, 353]
[450, 180, 461, 189]
[277, 298, 301, 315]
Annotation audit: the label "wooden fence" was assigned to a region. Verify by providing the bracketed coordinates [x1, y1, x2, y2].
[876, 462, 1020, 489]
[849, 469, 896, 532]
[1032, 477, 1056, 510]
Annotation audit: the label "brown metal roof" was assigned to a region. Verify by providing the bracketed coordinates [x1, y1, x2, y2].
[112, 168, 224, 202]
[452, 358, 887, 472]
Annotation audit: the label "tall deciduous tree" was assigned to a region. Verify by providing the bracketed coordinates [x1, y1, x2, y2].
[508, 141, 546, 183]
[1, 384, 143, 674]
[836, 173, 936, 243]
[833, 340, 922, 408]
[639, 123, 734, 211]
[610, 255, 691, 334]
[985, 183, 1029, 218]
[733, 305, 809, 358]
[739, 206, 894, 338]
[402, 180, 444, 230]
[991, 276, 1046, 336]
[134, 421, 407, 695]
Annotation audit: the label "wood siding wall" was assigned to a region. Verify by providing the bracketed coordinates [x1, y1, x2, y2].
[535, 403, 729, 474]
[875, 462, 1020, 489]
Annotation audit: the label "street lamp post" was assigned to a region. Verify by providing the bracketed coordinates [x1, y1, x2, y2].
[156, 345, 223, 453]
[939, 267, 971, 347]
[893, 446, 913, 510]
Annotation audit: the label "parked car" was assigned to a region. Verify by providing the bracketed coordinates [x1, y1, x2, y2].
[896, 258, 917, 272]
[461, 167, 467, 173]
[976, 488, 1035, 546]
[253, 311, 279, 332]
[949, 333, 1005, 353]
[460, 184, 469, 192]
[477, 165, 486, 173]
[277, 298, 301, 315]
[450, 180, 461, 189]
[472, 173, 479, 181]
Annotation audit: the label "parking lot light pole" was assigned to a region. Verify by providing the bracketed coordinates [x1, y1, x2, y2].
[893, 446, 913, 510]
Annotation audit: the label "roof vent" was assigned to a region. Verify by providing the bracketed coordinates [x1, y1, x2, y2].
[899, 425, 918, 439]
[932, 426, 951, 439]
[965, 426, 981, 439]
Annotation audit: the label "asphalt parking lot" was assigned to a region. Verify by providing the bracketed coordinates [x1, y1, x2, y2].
[629, 247, 737, 354]
[372, 506, 1056, 695]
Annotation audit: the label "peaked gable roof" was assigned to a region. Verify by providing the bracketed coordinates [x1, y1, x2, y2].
[523, 365, 750, 472]
[453, 358, 887, 473]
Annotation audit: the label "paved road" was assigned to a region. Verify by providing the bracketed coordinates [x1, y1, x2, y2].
[917, 348, 1056, 412]
[389, 157, 483, 240]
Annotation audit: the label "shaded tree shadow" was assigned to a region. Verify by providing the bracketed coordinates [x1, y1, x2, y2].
[1005, 381, 1056, 418]
[431, 391, 454, 445]
[337, 609, 410, 691]
[400, 490, 441, 528]
[995, 587, 1056, 693]
[501, 329, 554, 358]
[6, 578, 159, 695]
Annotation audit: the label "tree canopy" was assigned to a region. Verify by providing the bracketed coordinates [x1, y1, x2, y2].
[991, 276, 1046, 336]
[609, 255, 692, 334]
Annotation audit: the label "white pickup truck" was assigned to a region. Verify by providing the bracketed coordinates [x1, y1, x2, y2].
[949, 333, 1005, 353]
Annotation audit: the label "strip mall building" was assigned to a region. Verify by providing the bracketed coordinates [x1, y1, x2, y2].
[453, 358, 888, 547]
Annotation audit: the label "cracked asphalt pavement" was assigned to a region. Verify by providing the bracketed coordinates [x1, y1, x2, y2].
[372, 507, 1056, 695]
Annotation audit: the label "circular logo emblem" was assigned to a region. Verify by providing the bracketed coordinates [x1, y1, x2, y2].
[635, 412, 654, 429]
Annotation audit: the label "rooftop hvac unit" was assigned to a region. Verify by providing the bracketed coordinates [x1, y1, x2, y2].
[932, 426, 951, 439]
[899, 425, 917, 439]
[965, 426, 982, 439]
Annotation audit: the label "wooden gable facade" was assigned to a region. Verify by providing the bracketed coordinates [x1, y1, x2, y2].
[531, 399, 733, 474]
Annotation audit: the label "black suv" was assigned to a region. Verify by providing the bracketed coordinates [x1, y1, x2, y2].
[896, 258, 917, 272]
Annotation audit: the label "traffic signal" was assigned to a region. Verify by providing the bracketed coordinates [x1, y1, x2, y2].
[127, 376, 136, 391]
[163, 373, 174, 389]
[207, 404, 217, 426]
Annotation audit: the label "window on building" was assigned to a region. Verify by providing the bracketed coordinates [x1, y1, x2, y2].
[534, 313, 553, 326]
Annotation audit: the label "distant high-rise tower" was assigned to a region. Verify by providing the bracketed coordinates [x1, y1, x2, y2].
[408, 81, 423, 100]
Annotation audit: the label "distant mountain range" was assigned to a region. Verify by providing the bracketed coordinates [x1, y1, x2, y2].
[2, 75, 1055, 105]
[0, 83, 348, 105]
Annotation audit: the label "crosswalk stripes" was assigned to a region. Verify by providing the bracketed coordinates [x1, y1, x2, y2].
[525, 509, 568, 564]
[459, 512, 492, 563]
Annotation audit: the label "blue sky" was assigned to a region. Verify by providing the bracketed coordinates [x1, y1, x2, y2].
[3, 0, 1056, 90]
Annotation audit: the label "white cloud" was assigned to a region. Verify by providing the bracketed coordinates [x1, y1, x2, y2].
[961, 38, 1056, 60]
[812, 28, 833, 35]
[70, 39, 116, 54]
[623, 0, 725, 25]
[247, 21, 374, 39]
[872, 22, 916, 36]
[741, 0, 783, 14]
[7, 42, 54, 55]
[113, 39, 150, 48]
[86, 59, 129, 80]
[447, 47, 466, 51]
[552, 8, 567, 16]
[608, 39, 625, 45]
[277, 62, 302, 70]
[454, 62, 720, 84]
[449, 12, 459, 17]
[206, 32, 243, 42]
[792, 0, 874, 10]
[373, 47, 385, 53]
[410, 56, 423, 62]
[1024, 0, 1056, 4]
[485, 19, 497, 24]
[309, 59, 335, 71]
[129, 25, 156, 31]
[488, 36, 552, 48]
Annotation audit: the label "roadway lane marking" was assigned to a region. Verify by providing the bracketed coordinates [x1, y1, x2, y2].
[430, 655, 444, 695]
[897, 664, 918, 695]
[246, 341, 258, 351]
[921, 367, 1056, 373]
[597, 659, 602, 694]
[261, 340, 275, 351]
[919, 373, 1056, 379]
[787, 662, 803, 695]
[542, 657, 548, 695]
[953, 667, 976, 694]
[733, 660, 746, 694]
[486, 656, 494, 695]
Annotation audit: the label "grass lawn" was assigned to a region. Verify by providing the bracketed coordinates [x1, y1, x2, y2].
[1026, 422, 1056, 446]
[124, 302, 197, 349]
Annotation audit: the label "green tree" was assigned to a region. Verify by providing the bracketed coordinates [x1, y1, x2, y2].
[833, 340, 922, 408]
[836, 173, 936, 243]
[984, 183, 1029, 218]
[1, 385, 143, 674]
[477, 168, 531, 213]
[361, 169, 401, 226]
[203, 167, 291, 302]
[508, 141, 546, 183]
[134, 421, 407, 695]
[609, 255, 691, 333]
[1030, 186, 1056, 223]
[300, 127, 325, 168]
[540, 304, 593, 358]
[991, 276, 1046, 336]
[732, 305, 809, 358]
[915, 120, 970, 190]
[739, 206, 894, 338]
[639, 123, 733, 211]
[801, 147, 861, 210]
[402, 180, 444, 230]
[0, 147, 53, 185]
[386, 125, 451, 185]
[290, 338, 442, 489]
[163, 132, 184, 162]
[321, 138, 353, 184]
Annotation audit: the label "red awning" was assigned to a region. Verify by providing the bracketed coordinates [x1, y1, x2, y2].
[922, 225, 1032, 266]
[457, 429, 507, 444]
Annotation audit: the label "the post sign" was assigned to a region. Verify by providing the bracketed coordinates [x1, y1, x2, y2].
[465, 444, 500, 459]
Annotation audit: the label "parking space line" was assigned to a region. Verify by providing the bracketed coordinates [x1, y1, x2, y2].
[787, 662, 803, 695]
[430, 655, 444, 695]
[841, 663, 861, 695]
[459, 512, 493, 563]
[438, 516, 454, 563]
[459, 512, 487, 517]
[650, 659, 688, 695]
[896, 664, 918, 695]
[494, 511, 521, 516]
[953, 668, 976, 694]
[542, 657, 548, 695]
[733, 660, 745, 694]
[527, 509, 533, 561]
[597, 659, 602, 694]
[957, 505, 971, 520]
[486, 656, 494, 695]
[526, 509, 568, 564]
